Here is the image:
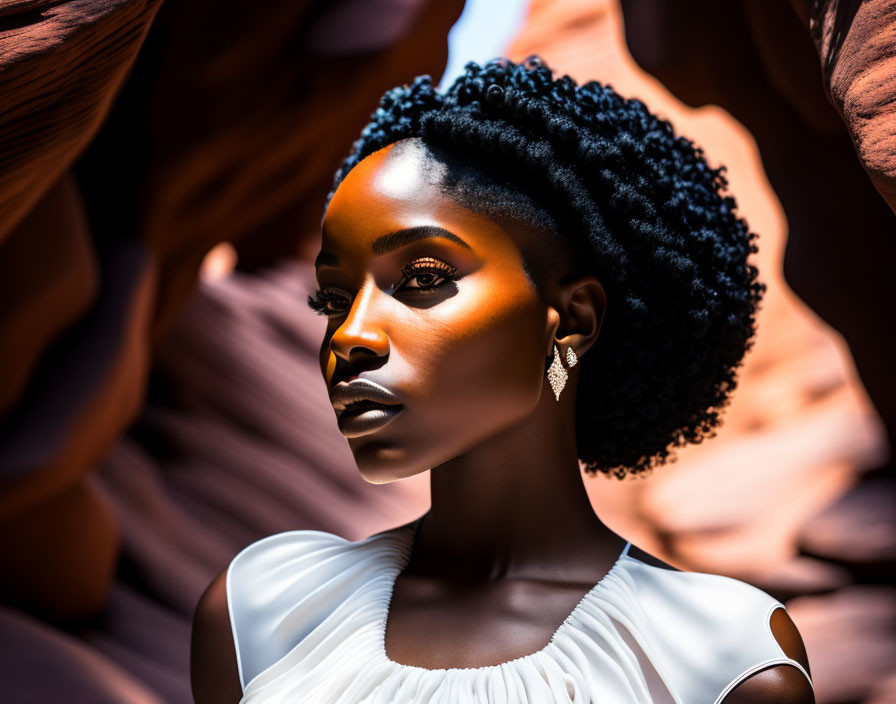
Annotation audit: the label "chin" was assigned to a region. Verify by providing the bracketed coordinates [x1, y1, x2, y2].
[350, 441, 427, 484]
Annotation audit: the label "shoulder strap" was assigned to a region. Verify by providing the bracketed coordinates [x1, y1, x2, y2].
[226, 530, 351, 689]
[618, 567, 813, 704]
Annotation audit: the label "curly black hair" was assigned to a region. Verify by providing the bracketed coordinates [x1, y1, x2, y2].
[326, 56, 764, 479]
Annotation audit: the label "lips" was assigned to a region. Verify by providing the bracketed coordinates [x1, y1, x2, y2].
[329, 379, 404, 438]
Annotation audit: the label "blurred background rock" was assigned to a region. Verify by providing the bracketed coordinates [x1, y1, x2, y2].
[0, 0, 893, 701]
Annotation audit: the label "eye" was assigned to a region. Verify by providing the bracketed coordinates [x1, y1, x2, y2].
[396, 257, 458, 294]
[308, 257, 458, 315]
[307, 286, 351, 316]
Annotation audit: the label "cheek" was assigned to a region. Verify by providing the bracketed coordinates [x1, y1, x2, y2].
[402, 283, 547, 442]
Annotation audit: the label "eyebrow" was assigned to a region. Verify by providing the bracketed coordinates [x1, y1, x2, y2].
[372, 225, 471, 256]
[315, 225, 471, 269]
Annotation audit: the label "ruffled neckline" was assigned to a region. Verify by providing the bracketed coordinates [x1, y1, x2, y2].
[376, 522, 633, 674]
[232, 523, 802, 703]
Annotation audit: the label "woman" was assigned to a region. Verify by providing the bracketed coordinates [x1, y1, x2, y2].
[191, 57, 815, 703]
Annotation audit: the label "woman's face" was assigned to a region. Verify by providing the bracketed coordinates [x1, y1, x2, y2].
[316, 139, 557, 483]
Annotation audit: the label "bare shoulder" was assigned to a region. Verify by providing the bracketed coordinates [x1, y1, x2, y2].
[720, 664, 814, 703]
[721, 607, 814, 704]
[191, 569, 243, 704]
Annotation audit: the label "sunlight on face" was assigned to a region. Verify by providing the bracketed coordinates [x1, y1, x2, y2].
[315, 140, 552, 483]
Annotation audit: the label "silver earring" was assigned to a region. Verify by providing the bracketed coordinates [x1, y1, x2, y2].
[566, 347, 578, 368]
[547, 344, 568, 401]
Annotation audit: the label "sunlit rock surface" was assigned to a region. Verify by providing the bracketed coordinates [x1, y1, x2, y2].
[0, 0, 163, 246]
[812, 0, 896, 215]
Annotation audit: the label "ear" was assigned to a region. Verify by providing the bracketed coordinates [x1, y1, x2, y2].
[546, 276, 606, 360]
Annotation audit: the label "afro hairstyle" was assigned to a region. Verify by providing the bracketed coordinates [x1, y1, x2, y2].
[325, 57, 765, 478]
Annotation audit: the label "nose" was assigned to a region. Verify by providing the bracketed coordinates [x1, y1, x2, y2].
[329, 278, 390, 365]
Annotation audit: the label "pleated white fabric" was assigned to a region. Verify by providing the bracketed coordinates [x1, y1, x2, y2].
[226, 525, 813, 703]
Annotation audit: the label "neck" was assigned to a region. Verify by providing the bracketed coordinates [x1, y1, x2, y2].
[414, 390, 624, 582]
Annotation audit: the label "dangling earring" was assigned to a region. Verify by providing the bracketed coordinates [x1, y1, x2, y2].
[547, 344, 568, 401]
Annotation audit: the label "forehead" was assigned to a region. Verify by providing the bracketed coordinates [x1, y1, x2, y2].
[326, 141, 438, 228]
[322, 140, 521, 258]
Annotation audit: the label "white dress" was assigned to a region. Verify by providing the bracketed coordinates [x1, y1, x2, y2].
[226, 523, 813, 703]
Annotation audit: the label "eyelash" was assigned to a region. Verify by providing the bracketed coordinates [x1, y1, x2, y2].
[307, 257, 459, 316]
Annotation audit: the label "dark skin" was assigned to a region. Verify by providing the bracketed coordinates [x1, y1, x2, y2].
[191, 139, 814, 702]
